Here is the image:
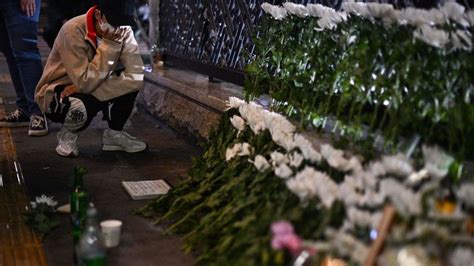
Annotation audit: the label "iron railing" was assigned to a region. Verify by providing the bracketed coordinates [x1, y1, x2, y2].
[154, 0, 472, 85]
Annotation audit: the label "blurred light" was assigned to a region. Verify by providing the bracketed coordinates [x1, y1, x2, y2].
[370, 229, 378, 240]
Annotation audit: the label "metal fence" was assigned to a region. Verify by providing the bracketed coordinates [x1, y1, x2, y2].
[154, 0, 472, 85]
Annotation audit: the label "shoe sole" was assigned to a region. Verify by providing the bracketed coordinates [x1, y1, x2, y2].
[57, 153, 78, 158]
[56, 150, 79, 157]
[102, 144, 148, 153]
[28, 129, 49, 136]
[0, 122, 30, 127]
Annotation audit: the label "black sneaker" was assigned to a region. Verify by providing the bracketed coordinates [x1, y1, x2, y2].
[0, 109, 30, 127]
[28, 115, 49, 136]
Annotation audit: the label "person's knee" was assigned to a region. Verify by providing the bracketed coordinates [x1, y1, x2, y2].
[9, 25, 41, 61]
[11, 46, 41, 62]
[63, 97, 88, 132]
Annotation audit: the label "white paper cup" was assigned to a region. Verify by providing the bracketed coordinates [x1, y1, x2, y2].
[100, 220, 122, 248]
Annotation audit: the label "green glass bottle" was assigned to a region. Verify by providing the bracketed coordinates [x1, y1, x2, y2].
[70, 166, 88, 222]
[73, 213, 82, 265]
[77, 206, 107, 266]
[72, 214, 83, 244]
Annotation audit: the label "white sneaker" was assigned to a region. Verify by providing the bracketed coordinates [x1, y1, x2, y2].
[102, 129, 147, 153]
[56, 128, 79, 157]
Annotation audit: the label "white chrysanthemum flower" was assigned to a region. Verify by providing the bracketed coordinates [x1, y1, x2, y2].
[239, 102, 266, 135]
[339, 177, 363, 206]
[321, 144, 355, 172]
[294, 134, 321, 163]
[327, 229, 369, 265]
[381, 154, 414, 177]
[386, 9, 401, 25]
[286, 167, 339, 208]
[261, 3, 275, 14]
[35, 195, 58, 207]
[452, 29, 472, 51]
[380, 179, 421, 215]
[347, 157, 363, 173]
[307, 4, 332, 18]
[267, 113, 296, 135]
[230, 115, 246, 134]
[283, 2, 308, 18]
[289, 152, 304, 168]
[240, 143, 253, 156]
[365, 3, 397, 26]
[359, 190, 386, 207]
[422, 145, 453, 179]
[225, 143, 242, 161]
[30, 202, 37, 208]
[341, 2, 371, 18]
[354, 162, 384, 190]
[347, 207, 382, 229]
[275, 163, 293, 179]
[261, 3, 288, 20]
[286, 167, 317, 201]
[399, 8, 444, 26]
[226, 96, 245, 110]
[456, 184, 474, 208]
[368, 161, 386, 177]
[260, 112, 295, 151]
[307, 4, 347, 25]
[366, 3, 394, 19]
[225, 142, 253, 161]
[406, 168, 430, 186]
[271, 130, 296, 151]
[360, 172, 378, 190]
[466, 10, 474, 27]
[449, 247, 474, 266]
[317, 16, 337, 31]
[252, 155, 271, 172]
[336, 11, 348, 23]
[347, 35, 357, 45]
[248, 106, 267, 135]
[270, 151, 288, 167]
[397, 247, 428, 266]
[440, 2, 468, 26]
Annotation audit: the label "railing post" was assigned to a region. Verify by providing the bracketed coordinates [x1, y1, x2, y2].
[149, 0, 162, 69]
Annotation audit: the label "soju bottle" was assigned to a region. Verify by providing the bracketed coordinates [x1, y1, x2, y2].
[77, 206, 107, 266]
[72, 213, 83, 244]
[71, 166, 88, 222]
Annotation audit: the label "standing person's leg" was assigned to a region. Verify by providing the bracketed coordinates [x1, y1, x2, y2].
[101, 91, 147, 153]
[0, 6, 30, 127]
[0, 0, 47, 136]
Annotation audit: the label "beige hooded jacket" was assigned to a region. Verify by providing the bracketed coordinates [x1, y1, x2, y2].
[35, 6, 144, 113]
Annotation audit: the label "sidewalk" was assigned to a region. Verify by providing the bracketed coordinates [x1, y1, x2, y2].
[0, 37, 197, 265]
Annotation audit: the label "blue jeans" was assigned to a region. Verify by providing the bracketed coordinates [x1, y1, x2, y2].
[0, 0, 43, 116]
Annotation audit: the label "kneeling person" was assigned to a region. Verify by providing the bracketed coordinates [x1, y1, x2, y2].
[35, 0, 147, 157]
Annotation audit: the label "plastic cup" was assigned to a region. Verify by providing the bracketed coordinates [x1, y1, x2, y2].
[100, 220, 122, 248]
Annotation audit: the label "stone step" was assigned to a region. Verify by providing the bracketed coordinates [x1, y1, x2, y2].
[140, 67, 243, 140]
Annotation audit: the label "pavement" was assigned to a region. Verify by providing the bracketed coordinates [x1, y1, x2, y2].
[0, 37, 198, 265]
